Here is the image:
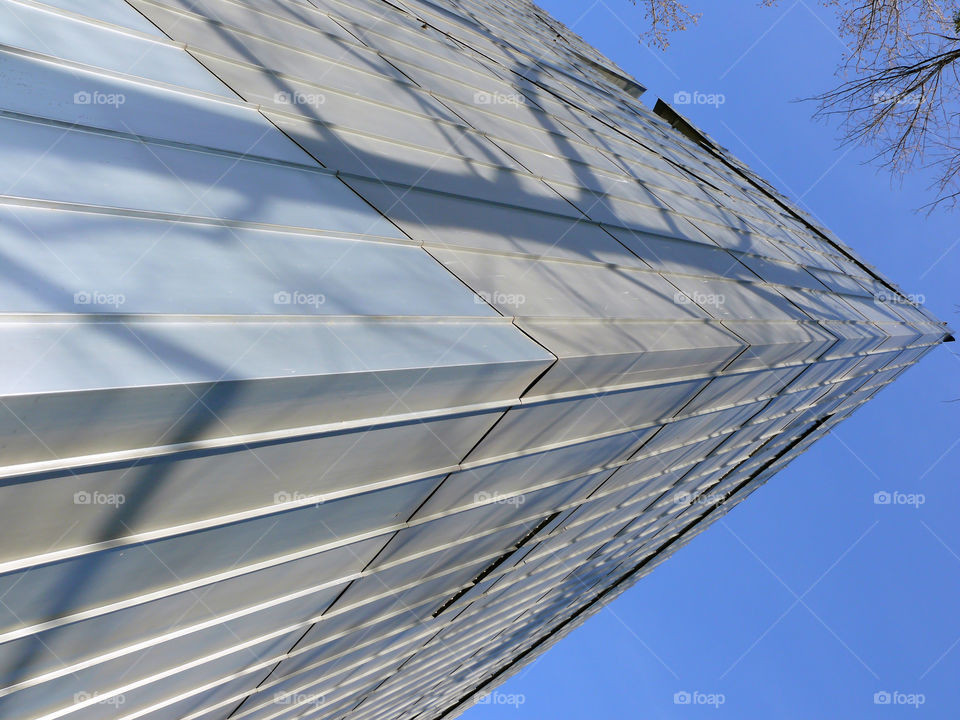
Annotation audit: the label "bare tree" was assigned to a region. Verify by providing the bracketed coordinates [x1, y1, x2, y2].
[639, 1, 960, 209]
[629, 0, 700, 49]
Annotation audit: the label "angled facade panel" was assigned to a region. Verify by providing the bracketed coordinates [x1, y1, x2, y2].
[0, 0, 950, 719]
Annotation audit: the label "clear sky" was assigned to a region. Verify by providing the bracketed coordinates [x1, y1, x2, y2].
[466, 1, 959, 717]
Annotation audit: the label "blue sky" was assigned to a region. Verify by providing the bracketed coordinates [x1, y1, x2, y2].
[466, 1, 959, 717]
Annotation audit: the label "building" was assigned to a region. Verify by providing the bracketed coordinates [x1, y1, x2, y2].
[0, 0, 950, 718]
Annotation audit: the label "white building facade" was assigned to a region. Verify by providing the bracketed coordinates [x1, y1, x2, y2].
[0, 0, 950, 718]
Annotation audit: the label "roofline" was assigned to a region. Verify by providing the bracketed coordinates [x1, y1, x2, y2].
[653, 98, 954, 341]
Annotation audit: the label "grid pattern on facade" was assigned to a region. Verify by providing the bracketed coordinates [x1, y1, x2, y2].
[0, 0, 949, 719]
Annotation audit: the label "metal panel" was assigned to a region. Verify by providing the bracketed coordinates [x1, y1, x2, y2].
[0, 475, 442, 631]
[30, 0, 165, 32]
[516, 318, 744, 394]
[0, 0, 233, 95]
[0, 116, 399, 234]
[0, 411, 496, 560]
[429, 247, 710, 320]
[468, 378, 706, 459]
[0, 319, 550, 465]
[0, 538, 383, 689]
[0, 51, 311, 163]
[340, 177, 640, 265]
[0, 206, 492, 317]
